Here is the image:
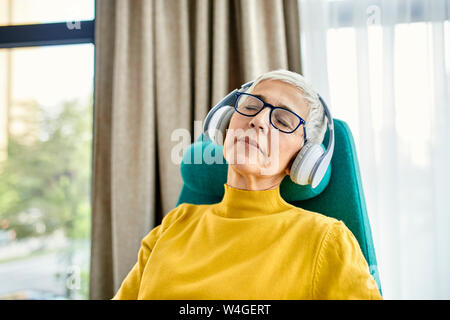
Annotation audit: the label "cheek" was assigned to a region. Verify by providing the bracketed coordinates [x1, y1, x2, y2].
[228, 113, 248, 131]
[223, 135, 233, 161]
[224, 118, 240, 157]
[223, 115, 248, 153]
[223, 117, 236, 155]
[277, 136, 302, 165]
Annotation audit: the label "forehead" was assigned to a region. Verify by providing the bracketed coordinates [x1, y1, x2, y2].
[250, 79, 309, 117]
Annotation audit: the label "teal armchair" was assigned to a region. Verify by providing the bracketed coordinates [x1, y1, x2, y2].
[176, 119, 382, 296]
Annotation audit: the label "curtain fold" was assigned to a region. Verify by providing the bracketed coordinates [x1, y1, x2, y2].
[90, 0, 302, 300]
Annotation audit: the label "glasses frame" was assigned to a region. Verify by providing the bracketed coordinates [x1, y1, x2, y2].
[233, 92, 307, 139]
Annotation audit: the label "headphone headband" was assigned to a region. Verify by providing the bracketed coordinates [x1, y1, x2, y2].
[311, 94, 335, 180]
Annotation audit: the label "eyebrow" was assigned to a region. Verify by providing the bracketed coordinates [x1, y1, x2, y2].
[251, 94, 300, 115]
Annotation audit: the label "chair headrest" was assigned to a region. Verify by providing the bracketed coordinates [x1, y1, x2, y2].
[180, 134, 331, 202]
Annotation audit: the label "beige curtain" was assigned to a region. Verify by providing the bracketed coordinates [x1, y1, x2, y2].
[90, 0, 303, 300]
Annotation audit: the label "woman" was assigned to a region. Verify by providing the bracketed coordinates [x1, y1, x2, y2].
[112, 70, 382, 300]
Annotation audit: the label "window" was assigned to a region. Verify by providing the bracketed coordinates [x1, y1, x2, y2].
[300, 0, 450, 299]
[0, 1, 95, 300]
[0, 0, 94, 26]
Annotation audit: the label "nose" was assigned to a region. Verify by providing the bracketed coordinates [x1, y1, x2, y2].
[249, 108, 270, 132]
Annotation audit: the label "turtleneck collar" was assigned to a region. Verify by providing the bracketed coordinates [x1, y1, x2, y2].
[213, 183, 292, 219]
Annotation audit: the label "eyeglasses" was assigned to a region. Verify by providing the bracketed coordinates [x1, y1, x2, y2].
[234, 92, 307, 139]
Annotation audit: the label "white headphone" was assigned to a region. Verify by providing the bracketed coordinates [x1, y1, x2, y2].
[203, 80, 335, 188]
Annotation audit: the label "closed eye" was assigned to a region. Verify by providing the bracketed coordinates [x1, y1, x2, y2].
[275, 116, 288, 127]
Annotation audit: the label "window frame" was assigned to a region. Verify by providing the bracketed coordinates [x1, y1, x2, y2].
[0, 20, 94, 48]
[0, 1, 95, 300]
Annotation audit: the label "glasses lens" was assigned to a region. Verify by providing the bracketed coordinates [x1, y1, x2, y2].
[236, 94, 264, 115]
[271, 108, 301, 133]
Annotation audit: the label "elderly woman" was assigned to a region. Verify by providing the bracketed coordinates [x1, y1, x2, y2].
[112, 70, 382, 300]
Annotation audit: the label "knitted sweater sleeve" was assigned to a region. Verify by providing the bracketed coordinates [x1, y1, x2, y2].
[312, 221, 383, 300]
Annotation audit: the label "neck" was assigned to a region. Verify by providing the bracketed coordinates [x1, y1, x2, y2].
[226, 165, 285, 190]
[215, 183, 291, 218]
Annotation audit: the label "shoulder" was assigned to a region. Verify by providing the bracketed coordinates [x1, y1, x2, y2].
[285, 206, 361, 253]
[313, 217, 365, 272]
[140, 202, 203, 246]
[285, 205, 342, 234]
[300, 209, 359, 256]
[319, 219, 359, 250]
[160, 202, 194, 227]
[159, 202, 212, 229]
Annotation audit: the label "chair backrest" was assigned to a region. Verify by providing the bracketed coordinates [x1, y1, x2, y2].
[176, 119, 382, 296]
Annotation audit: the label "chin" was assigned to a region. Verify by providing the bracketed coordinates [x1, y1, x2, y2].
[225, 148, 284, 176]
[229, 162, 263, 176]
[229, 160, 283, 178]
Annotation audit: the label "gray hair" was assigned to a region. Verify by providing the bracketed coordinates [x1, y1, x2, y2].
[245, 69, 326, 145]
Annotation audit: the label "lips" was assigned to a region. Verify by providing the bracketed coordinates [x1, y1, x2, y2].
[237, 136, 264, 154]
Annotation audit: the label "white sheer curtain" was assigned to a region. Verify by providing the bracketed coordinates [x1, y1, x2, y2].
[299, 0, 450, 299]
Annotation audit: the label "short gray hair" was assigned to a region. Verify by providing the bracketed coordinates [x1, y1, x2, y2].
[245, 69, 326, 145]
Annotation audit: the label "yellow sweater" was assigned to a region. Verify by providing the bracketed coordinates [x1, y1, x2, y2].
[112, 184, 382, 300]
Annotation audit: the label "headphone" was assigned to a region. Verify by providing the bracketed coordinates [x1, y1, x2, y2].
[203, 80, 335, 188]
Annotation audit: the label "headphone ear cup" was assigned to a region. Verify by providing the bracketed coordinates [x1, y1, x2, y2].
[290, 143, 325, 185]
[310, 154, 330, 189]
[205, 105, 234, 146]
